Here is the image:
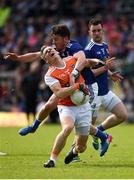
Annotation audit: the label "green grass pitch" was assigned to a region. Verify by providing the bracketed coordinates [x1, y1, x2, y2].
[0, 123, 134, 179]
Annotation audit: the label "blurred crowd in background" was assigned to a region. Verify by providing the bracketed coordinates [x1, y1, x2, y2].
[0, 0, 134, 123]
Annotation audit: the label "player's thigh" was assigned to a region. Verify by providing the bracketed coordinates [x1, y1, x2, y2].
[76, 102, 92, 127]
[73, 103, 91, 136]
[46, 93, 59, 110]
[57, 105, 75, 130]
[102, 91, 122, 112]
[60, 117, 75, 134]
[111, 101, 128, 119]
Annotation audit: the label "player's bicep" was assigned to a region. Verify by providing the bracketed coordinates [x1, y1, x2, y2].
[45, 75, 61, 96]
[73, 50, 87, 72]
[73, 50, 86, 60]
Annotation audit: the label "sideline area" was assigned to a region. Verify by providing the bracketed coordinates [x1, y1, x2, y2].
[0, 110, 106, 127]
[0, 112, 27, 127]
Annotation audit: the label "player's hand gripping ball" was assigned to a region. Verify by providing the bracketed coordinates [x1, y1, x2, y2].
[71, 89, 90, 105]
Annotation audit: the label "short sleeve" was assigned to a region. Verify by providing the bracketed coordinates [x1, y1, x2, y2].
[70, 42, 84, 55]
[44, 75, 59, 87]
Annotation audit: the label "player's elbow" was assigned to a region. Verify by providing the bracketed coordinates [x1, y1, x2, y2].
[54, 91, 64, 99]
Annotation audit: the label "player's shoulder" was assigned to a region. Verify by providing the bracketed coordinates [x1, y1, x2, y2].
[103, 41, 109, 47]
[64, 56, 74, 61]
[85, 40, 95, 50]
[64, 56, 76, 63]
[67, 40, 81, 48]
[85, 40, 109, 50]
[46, 66, 56, 76]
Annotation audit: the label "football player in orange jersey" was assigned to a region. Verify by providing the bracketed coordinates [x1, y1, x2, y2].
[5, 25, 88, 135]
[40, 46, 112, 168]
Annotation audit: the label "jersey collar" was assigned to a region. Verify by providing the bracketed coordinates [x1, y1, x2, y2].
[91, 39, 104, 46]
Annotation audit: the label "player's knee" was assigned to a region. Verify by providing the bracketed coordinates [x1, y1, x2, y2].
[113, 103, 128, 123]
[45, 101, 54, 111]
[41, 101, 56, 114]
[62, 126, 73, 137]
[117, 110, 128, 123]
[123, 111, 128, 122]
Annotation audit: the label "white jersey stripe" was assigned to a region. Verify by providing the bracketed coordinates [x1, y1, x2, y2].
[85, 41, 94, 50]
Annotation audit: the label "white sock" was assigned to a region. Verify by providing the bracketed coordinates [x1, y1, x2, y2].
[73, 147, 77, 154]
[50, 156, 56, 164]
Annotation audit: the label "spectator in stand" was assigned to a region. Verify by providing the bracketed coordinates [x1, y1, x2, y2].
[20, 61, 41, 124]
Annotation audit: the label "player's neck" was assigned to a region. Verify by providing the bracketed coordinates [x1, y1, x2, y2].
[91, 38, 103, 44]
[55, 60, 65, 69]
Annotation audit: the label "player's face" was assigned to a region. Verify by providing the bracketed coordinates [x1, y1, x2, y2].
[89, 24, 103, 43]
[44, 47, 59, 65]
[52, 35, 68, 51]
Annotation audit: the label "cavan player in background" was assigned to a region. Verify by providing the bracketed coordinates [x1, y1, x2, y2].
[84, 18, 128, 150]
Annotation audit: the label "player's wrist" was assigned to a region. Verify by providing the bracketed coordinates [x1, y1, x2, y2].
[72, 68, 79, 76]
[72, 68, 80, 81]
[97, 60, 108, 71]
[103, 65, 108, 71]
[72, 83, 79, 91]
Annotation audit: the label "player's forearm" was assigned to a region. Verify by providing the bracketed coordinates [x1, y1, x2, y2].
[73, 51, 87, 72]
[74, 58, 87, 72]
[18, 52, 41, 62]
[92, 66, 108, 77]
[108, 69, 113, 76]
[86, 58, 101, 67]
[54, 86, 75, 99]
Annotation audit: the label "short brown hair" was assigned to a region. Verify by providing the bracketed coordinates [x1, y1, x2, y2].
[50, 24, 70, 38]
[89, 18, 103, 28]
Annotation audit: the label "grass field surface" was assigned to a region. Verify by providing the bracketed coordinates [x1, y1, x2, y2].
[0, 123, 134, 179]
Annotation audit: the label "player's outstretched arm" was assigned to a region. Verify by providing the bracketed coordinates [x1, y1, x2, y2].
[86, 58, 103, 67]
[4, 52, 41, 62]
[86, 57, 116, 68]
[108, 70, 123, 82]
[91, 57, 116, 77]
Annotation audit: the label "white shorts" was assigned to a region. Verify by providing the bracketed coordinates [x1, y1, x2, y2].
[88, 82, 98, 103]
[57, 102, 91, 135]
[91, 90, 122, 118]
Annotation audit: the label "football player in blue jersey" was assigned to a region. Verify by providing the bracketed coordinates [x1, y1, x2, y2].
[68, 18, 128, 163]
[5, 24, 114, 137]
[84, 18, 128, 150]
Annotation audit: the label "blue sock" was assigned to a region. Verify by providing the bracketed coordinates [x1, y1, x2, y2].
[31, 119, 41, 130]
[95, 129, 107, 141]
[97, 124, 105, 131]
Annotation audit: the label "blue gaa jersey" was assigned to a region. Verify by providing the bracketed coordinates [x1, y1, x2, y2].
[85, 39, 110, 96]
[54, 40, 96, 85]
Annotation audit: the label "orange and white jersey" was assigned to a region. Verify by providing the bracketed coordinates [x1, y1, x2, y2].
[45, 56, 85, 106]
